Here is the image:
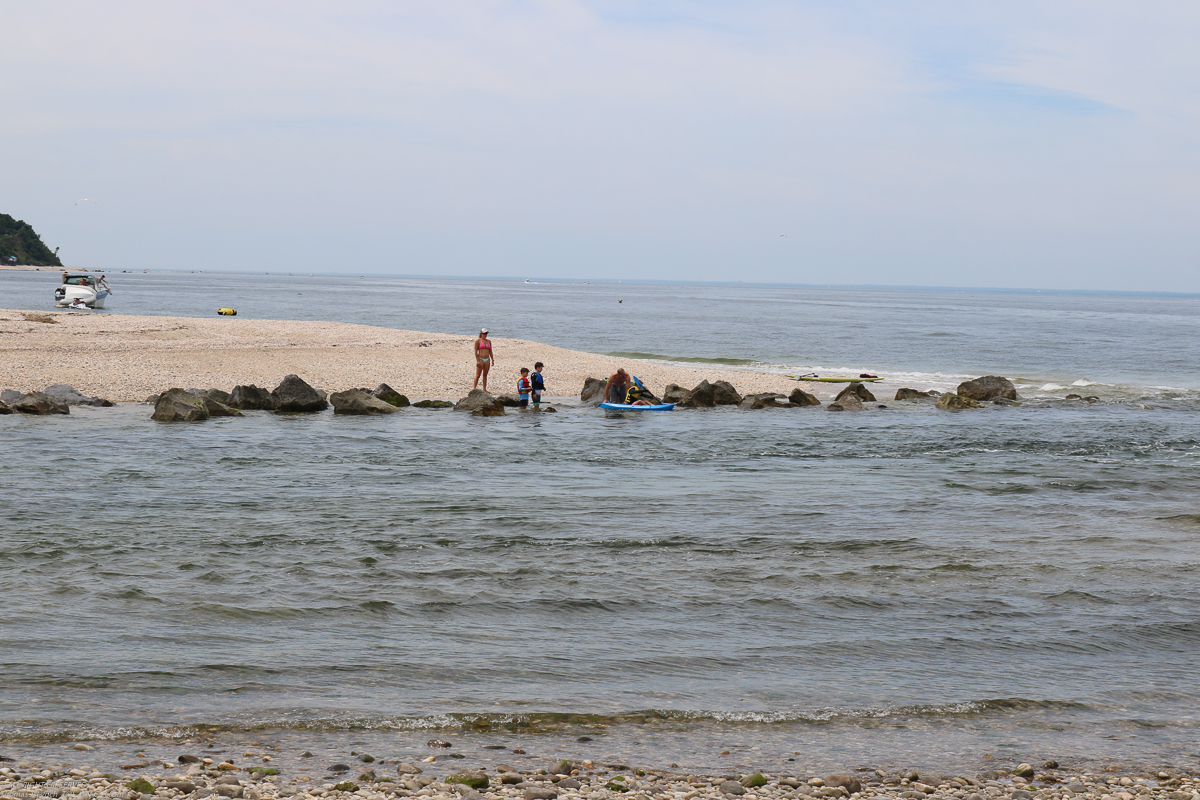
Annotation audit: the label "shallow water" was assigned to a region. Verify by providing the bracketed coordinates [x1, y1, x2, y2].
[2, 272, 1200, 772]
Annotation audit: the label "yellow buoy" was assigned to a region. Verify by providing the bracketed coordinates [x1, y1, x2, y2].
[217, 308, 237, 316]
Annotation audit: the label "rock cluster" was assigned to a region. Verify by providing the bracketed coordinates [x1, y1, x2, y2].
[143, 376, 438, 421]
[0, 384, 114, 414]
[589, 378, 821, 410]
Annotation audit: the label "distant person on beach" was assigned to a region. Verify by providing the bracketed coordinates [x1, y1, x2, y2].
[473, 328, 493, 391]
[530, 362, 545, 409]
[606, 368, 631, 404]
[517, 368, 532, 409]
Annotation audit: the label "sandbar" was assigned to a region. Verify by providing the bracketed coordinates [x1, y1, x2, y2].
[0, 308, 828, 403]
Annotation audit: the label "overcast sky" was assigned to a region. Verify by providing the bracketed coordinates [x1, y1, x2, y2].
[3, 1, 1198, 290]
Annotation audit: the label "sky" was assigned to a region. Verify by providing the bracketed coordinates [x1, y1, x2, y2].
[2, 1, 1199, 290]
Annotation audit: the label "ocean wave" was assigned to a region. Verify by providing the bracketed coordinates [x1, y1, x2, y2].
[0, 698, 1099, 742]
[605, 351, 761, 366]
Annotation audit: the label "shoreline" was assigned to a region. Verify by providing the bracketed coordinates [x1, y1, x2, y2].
[0, 308, 841, 404]
[0, 735, 1194, 800]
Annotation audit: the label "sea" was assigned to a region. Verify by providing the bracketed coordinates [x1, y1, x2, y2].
[2, 269, 1199, 776]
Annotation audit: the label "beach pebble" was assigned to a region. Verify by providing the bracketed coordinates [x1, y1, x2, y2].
[824, 776, 861, 794]
[721, 781, 747, 796]
[73, 745, 94, 752]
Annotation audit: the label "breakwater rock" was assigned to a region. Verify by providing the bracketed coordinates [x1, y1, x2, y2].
[10, 391, 70, 415]
[272, 374, 328, 412]
[895, 388, 936, 401]
[331, 389, 400, 415]
[44, 384, 113, 407]
[957, 376, 1018, 402]
[937, 393, 983, 410]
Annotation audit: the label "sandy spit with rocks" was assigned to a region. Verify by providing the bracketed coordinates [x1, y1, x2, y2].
[0, 308, 837, 404]
[0, 750, 1196, 800]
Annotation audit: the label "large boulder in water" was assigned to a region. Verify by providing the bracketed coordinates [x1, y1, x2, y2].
[331, 389, 400, 415]
[12, 391, 70, 415]
[372, 383, 410, 407]
[43, 384, 113, 407]
[828, 394, 864, 411]
[456, 389, 503, 412]
[152, 388, 209, 421]
[0, 389, 20, 404]
[662, 384, 689, 404]
[936, 393, 982, 410]
[413, 399, 453, 408]
[835, 382, 876, 403]
[187, 387, 230, 404]
[678, 380, 716, 408]
[581, 377, 607, 405]
[788, 387, 820, 406]
[187, 388, 242, 416]
[711, 381, 741, 405]
[895, 387, 934, 401]
[956, 375, 1017, 402]
[495, 393, 523, 407]
[0, 399, 11, 414]
[271, 374, 328, 412]
[228, 384, 277, 410]
[738, 392, 787, 410]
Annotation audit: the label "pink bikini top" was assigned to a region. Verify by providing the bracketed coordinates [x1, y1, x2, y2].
[477, 339, 492, 350]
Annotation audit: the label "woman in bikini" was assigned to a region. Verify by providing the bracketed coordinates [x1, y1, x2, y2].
[473, 328, 493, 391]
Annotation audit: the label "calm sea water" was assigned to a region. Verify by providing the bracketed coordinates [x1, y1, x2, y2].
[2, 270, 1199, 773]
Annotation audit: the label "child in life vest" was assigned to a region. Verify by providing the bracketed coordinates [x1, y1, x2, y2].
[517, 368, 532, 409]
[530, 362, 546, 409]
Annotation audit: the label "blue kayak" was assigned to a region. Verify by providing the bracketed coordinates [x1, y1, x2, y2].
[600, 402, 675, 411]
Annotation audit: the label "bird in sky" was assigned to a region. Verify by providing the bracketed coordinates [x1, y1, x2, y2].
[75, 198, 97, 205]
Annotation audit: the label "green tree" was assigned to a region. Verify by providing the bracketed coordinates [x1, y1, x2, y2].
[0, 213, 64, 266]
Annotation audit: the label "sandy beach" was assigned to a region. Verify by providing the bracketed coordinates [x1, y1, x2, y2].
[0, 308, 833, 404]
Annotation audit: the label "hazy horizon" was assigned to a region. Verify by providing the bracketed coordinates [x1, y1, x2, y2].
[4, 2, 1199, 292]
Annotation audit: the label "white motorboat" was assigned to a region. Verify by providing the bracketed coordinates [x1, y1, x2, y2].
[54, 272, 111, 308]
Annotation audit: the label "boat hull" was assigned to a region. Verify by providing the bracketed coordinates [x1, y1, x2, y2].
[600, 402, 675, 411]
[788, 376, 881, 383]
[54, 286, 109, 308]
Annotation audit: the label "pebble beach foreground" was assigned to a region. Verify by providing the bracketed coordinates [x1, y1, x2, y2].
[0, 309, 819, 405]
[2, 754, 1197, 800]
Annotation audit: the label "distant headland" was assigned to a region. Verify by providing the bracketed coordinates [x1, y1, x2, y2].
[0, 213, 63, 267]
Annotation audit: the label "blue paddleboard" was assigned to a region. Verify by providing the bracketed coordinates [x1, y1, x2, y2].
[600, 402, 675, 411]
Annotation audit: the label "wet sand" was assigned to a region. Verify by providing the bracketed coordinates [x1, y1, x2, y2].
[0, 308, 834, 403]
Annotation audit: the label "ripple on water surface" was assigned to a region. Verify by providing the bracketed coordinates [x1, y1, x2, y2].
[1, 402, 1200, 767]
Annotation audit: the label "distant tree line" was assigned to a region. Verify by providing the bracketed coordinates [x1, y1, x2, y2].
[0, 213, 64, 266]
